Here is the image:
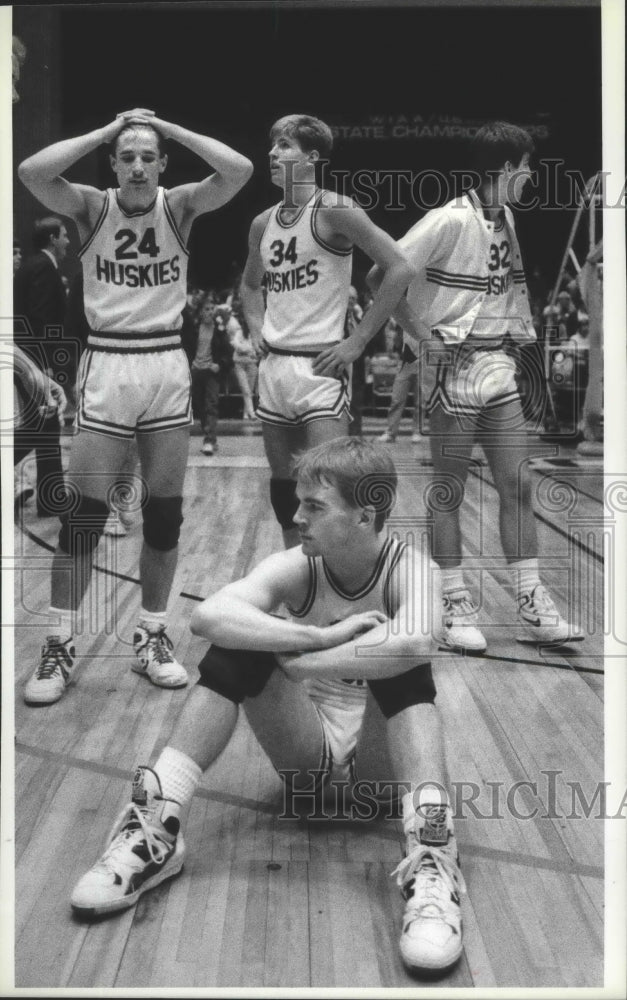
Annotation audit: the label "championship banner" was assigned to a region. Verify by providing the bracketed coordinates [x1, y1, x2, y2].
[326, 114, 551, 142]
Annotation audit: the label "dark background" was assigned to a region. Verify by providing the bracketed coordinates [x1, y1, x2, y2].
[13, 2, 602, 293]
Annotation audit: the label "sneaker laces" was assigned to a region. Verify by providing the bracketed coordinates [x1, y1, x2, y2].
[37, 638, 72, 681]
[521, 584, 556, 616]
[95, 800, 172, 877]
[145, 628, 175, 664]
[392, 844, 466, 917]
[444, 593, 478, 620]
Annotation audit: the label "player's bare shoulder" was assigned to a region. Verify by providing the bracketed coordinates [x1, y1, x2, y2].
[79, 184, 109, 226]
[248, 205, 275, 247]
[240, 542, 312, 610]
[317, 188, 354, 211]
[263, 543, 312, 586]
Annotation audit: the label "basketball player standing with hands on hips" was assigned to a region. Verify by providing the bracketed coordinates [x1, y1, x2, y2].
[240, 114, 415, 547]
[18, 108, 253, 704]
[320, 121, 580, 652]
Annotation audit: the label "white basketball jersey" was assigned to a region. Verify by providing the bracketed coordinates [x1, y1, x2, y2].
[287, 537, 407, 708]
[79, 187, 189, 334]
[260, 190, 353, 350]
[469, 214, 516, 340]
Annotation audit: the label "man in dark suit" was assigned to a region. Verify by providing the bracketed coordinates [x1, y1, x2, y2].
[14, 216, 70, 516]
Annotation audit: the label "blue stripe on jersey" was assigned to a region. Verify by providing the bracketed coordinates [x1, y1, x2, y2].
[323, 537, 394, 601]
[382, 540, 408, 619]
[275, 201, 309, 230]
[310, 192, 353, 257]
[287, 557, 318, 618]
[114, 189, 158, 218]
[163, 191, 190, 255]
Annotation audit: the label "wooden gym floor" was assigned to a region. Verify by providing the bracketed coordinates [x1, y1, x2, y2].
[9, 420, 606, 989]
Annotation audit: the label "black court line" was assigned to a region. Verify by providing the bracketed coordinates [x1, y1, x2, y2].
[14, 740, 281, 817]
[19, 523, 204, 602]
[20, 525, 56, 553]
[420, 455, 603, 507]
[18, 521, 604, 676]
[438, 647, 604, 675]
[533, 507, 604, 566]
[14, 740, 603, 879]
[530, 467, 603, 508]
[468, 466, 604, 566]
[90, 561, 204, 603]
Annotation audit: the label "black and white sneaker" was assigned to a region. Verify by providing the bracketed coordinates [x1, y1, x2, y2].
[132, 625, 188, 688]
[517, 584, 582, 644]
[439, 591, 487, 654]
[71, 767, 185, 916]
[393, 804, 466, 973]
[24, 635, 75, 705]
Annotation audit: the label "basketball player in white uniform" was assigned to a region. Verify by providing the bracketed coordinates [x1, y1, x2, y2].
[72, 438, 466, 974]
[18, 109, 252, 704]
[324, 122, 580, 653]
[240, 114, 415, 547]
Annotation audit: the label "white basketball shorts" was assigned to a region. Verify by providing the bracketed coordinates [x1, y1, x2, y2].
[256, 351, 351, 426]
[76, 346, 192, 439]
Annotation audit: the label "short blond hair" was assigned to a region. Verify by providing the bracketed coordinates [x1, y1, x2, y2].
[295, 437, 397, 532]
[270, 114, 333, 159]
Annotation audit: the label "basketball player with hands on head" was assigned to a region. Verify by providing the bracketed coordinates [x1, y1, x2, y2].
[72, 437, 467, 976]
[240, 114, 415, 547]
[334, 121, 580, 653]
[18, 107, 253, 704]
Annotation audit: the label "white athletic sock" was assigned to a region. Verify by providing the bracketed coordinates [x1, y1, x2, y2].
[138, 608, 167, 632]
[48, 607, 73, 646]
[511, 558, 541, 601]
[154, 746, 202, 807]
[440, 567, 466, 597]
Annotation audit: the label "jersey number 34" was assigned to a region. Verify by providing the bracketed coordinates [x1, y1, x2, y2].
[269, 237, 298, 267]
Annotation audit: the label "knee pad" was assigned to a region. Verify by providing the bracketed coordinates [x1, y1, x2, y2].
[368, 661, 437, 719]
[270, 478, 299, 530]
[58, 495, 109, 555]
[196, 644, 277, 703]
[142, 495, 184, 551]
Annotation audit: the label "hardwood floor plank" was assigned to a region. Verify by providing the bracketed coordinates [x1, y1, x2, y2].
[12, 435, 605, 988]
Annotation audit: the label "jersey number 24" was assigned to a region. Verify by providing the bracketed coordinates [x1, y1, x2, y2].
[115, 227, 161, 260]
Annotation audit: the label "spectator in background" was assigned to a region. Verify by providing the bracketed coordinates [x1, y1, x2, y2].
[565, 278, 585, 313]
[378, 328, 422, 444]
[543, 289, 578, 342]
[222, 299, 259, 421]
[180, 286, 205, 368]
[526, 264, 547, 318]
[556, 289, 579, 338]
[565, 312, 590, 426]
[14, 344, 66, 514]
[13, 217, 70, 517]
[569, 312, 590, 353]
[13, 239, 23, 274]
[191, 294, 233, 456]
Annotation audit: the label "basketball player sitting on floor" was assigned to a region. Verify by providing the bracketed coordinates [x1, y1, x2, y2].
[317, 122, 580, 653]
[240, 114, 415, 548]
[18, 109, 252, 705]
[71, 438, 467, 976]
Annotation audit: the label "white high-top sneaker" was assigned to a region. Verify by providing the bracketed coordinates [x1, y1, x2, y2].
[439, 590, 487, 653]
[71, 766, 185, 916]
[393, 804, 466, 973]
